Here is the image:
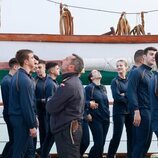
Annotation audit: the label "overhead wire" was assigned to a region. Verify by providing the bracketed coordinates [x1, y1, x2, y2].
[46, 0, 158, 15]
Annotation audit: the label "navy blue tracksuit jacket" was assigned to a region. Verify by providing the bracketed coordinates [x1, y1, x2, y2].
[127, 64, 153, 158]
[85, 82, 110, 158]
[8, 68, 37, 158]
[40, 75, 59, 158]
[150, 72, 158, 137]
[1, 74, 12, 119]
[107, 75, 132, 158]
[1, 73, 14, 158]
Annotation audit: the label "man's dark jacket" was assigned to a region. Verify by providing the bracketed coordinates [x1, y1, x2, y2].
[46, 73, 85, 134]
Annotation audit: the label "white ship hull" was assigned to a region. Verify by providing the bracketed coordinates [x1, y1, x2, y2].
[0, 34, 158, 154]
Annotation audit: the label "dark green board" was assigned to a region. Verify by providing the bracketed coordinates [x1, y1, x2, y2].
[0, 70, 117, 85]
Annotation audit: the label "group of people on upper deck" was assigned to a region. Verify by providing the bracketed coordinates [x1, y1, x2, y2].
[0, 46, 158, 158]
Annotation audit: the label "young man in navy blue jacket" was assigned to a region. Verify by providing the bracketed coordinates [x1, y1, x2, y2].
[131, 49, 144, 70]
[150, 52, 158, 139]
[34, 59, 48, 155]
[8, 49, 37, 158]
[41, 62, 60, 158]
[46, 54, 84, 158]
[127, 47, 157, 158]
[1, 58, 19, 158]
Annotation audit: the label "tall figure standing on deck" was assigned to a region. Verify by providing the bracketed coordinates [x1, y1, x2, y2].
[127, 47, 157, 158]
[8, 49, 37, 158]
[1, 58, 19, 158]
[150, 52, 158, 140]
[129, 49, 144, 73]
[41, 62, 60, 158]
[46, 54, 84, 158]
[85, 69, 110, 158]
[107, 59, 132, 158]
[34, 59, 47, 155]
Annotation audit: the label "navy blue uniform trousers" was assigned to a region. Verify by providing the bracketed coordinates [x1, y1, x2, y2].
[10, 116, 33, 158]
[107, 114, 133, 158]
[41, 113, 54, 158]
[88, 118, 109, 158]
[132, 109, 152, 158]
[1, 116, 14, 158]
[80, 119, 90, 157]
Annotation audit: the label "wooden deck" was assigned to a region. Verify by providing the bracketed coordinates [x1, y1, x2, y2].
[34, 153, 154, 158]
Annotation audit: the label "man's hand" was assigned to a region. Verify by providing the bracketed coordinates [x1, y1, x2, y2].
[86, 114, 92, 122]
[133, 110, 141, 127]
[89, 100, 98, 109]
[29, 128, 37, 138]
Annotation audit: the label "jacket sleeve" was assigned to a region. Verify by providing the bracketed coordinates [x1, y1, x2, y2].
[127, 70, 141, 111]
[1, 79, 10, 108]
[85, 85, 95, 112]
[20, 79, 36, 129]
[111, 79, 127, 104]
[45, 79, 55, 100]
[46, 83, 74, 114]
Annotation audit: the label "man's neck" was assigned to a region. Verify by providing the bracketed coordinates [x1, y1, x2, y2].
[93, 80, 101, 85]
[135, 63, 142, 67]
[118, 73, 126, 79]
[38, 73, 46, 78]
[21, 66, 31, 74]
[49, 74, 57, 80]
[9, 69, 16, 76]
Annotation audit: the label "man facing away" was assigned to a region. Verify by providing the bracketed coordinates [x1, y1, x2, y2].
[1, 58, 19, 158]
[133, 49, 144, 68]
[128, 49, 144, 78]
[8, 49, 37, 158]
[46, 54, 85, 158]
[127, 47, 157, 158]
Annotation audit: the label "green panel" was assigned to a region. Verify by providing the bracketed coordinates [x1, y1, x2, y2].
[56, 70, 117, 85]
[80, 70, 117, 85]
[0, 70, 117, 85]
[0, 70, 9, 82]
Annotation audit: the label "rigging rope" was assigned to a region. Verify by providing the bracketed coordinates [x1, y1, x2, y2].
[59, 4, 74, 35]
[46, 0, 158, 15]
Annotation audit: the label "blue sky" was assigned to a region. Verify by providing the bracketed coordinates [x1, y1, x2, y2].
[0, 0, 158, 35]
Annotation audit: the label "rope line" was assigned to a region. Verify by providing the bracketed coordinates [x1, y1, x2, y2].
[46, 0, 158, 15]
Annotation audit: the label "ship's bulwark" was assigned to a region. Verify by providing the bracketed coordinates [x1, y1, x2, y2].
[0, 106, 157, 157]
[0, 34, 158, 156]
[0, 70, 117, 85]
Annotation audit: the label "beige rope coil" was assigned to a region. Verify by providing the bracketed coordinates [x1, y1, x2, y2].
[116, 12, 130, 35]
[130, 12, 145, 35]
[59, 3, 74, 35]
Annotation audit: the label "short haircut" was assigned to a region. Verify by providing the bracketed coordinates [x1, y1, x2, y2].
[8, 58, 18, 68]
[34, 55, 39, 61]
[116, 59, 128, 67]
[38, 59, 46, 65]
[16, 49, 33, 66]
[144, 47, 157, 55]
[71, 53, 84, 74]
[155, 52, 158, 68]
[88, 71, 93, 83]
[46, 62, 58, 71]
[134, 49, 144, 63]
